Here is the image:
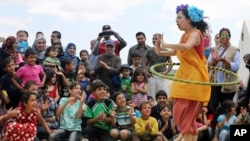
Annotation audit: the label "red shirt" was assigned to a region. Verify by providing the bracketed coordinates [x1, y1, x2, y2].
[98, 40, 120, 56]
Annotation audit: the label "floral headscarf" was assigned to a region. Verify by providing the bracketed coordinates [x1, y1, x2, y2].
[2, 36, 18, 62]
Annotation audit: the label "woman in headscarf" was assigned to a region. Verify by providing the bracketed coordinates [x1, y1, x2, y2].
[60, 42, 80, 72]
[32, 36, 47, 65]
[2, 36, 24, 70]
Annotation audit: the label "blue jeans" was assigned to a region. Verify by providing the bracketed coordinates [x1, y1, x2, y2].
[49, 129, 81, 141]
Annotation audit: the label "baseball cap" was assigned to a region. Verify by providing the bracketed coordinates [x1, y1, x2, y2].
[102, 25, 111, 31]
[105, 39, 114, 47]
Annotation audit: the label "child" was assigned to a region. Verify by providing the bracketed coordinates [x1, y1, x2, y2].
[0, 93, 7, 132]
[16, 30, 29, 55]
[14, 48, 46, 88]
[2, 91, 52, 141]
[213, 100, 240, 141]
[49, 82, 86, 141]
[147, 96, 155, 107]
[43, 46, 61, 71]
[131, 67, 148, 108]
[134, 101, 165, 141]
[86, 79, 102, 102]
[158, 105, 177, 140]
[82, 81, 114, 141]
[37, 85, 58, 141]
[45, 69, 60, 103]
[58, 58, 76, 97]
[24, 80, 39, 95]
[238, 105, 250, 125]
[79, 50, 91, 73]
[126, 97, 141, 118]
[151, 90, 168, 120]
[0, 57, 22, 109]
[76, 63, 90, 99]
[119, 64, 133, 98]
[130, 53, 142, 73]
[109, 91, 138, 141]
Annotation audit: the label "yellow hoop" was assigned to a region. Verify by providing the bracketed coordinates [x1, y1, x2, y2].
[150, 63, 241, 86]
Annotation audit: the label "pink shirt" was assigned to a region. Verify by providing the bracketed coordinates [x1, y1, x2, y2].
[16, 64, 45, 87]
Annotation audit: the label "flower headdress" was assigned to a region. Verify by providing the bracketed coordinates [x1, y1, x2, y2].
[176, 4, 188, 14]
[187, 6, 204, 22]
[176, 4, 204, 23]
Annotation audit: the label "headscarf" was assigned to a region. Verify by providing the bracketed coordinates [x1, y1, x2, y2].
[32, 36, 46, 60]
[62, 42, 79, 70]
[2, 36, 18, 63]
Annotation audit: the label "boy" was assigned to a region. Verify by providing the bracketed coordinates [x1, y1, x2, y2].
[82, 81, 113, 141]
[58, 58, 76, 97]
[16, 30, 29, 55]
[0, 57, 22, 109]
[126, 97, 141, 118]
[150, 90, 169, 120]
[130, 52, 142, 73]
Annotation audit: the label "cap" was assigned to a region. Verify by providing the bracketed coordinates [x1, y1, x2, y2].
[105, 39, 114, 47]
[120, 64, 132, 72]
[102, 25, 111, 31]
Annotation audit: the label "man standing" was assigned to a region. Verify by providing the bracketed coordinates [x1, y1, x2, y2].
[127, 32, 152, 67]
[92, 25, 127, 56]
[144, 33, 172, 98]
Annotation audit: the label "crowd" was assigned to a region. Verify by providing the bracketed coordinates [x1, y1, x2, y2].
[0, 4, 250, 141]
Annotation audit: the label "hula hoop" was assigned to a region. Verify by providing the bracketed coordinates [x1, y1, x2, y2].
[150, 63, 241, 86]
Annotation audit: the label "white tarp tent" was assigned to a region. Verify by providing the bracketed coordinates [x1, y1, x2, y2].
[238, 20, 250, 84]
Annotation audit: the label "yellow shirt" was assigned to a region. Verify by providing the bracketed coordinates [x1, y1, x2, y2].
[134, 116, 158, 140]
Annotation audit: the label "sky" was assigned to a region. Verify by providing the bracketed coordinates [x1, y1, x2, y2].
[0, 0, 249, 63]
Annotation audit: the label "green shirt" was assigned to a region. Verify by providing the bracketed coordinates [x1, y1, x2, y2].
[85, 98, 114, 131]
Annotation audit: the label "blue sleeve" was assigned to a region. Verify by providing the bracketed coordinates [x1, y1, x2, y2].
[230, 51, 240, 72]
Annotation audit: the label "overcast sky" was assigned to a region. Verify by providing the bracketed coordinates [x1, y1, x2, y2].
[0, 0, 249, 63]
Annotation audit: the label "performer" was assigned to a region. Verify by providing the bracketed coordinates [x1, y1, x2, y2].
[154, 4, 211, 141]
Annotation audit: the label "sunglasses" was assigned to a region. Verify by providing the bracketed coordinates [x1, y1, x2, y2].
[220, 34, 230, 38]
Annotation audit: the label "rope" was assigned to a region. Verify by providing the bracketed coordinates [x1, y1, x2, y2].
[150, 63, 241, 86]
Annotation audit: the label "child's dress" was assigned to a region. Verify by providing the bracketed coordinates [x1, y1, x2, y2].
[3, 107, 38, 141]
[131, 82, 147, 108]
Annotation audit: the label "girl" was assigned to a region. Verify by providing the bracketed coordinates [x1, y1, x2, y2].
[2, 91, 52, 141]
[13, 48, 46, 88]
[131, 67, 148, 108]
[213, 100, 240, 141]
[49, 82, 86, 141]
[45, 69, 60, 103]
[43, 46, 61, 71]
[158, 105, 177, 141]
[134, 101, 165, 141]
[109, 91, 138, 141]
[76, 63, 90, 99]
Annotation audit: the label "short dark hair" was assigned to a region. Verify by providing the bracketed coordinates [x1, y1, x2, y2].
[131, 52, 141, 58]
[52, 31, 61, 39]
[136, 32, 146, 38]
[91, 81, 106, 92]
[155, 90, 168, 99]
[111, 91, 123, 102]
[2, 57, 14, 68]
[60, 58, 73, 69]
[80, 50, 89, 56]
[24, 48, 36, 58]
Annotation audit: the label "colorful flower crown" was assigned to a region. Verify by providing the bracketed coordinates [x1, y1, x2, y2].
[176, 4, 204, 22]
